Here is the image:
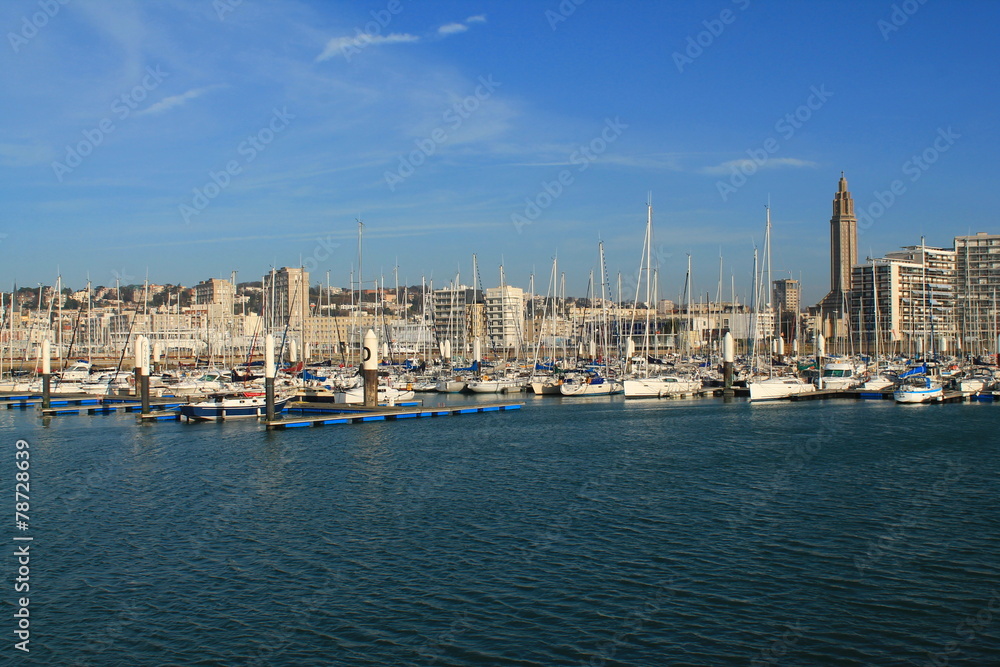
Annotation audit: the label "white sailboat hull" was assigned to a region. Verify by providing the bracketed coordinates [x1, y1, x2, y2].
[859, 376, 895, 391]
[466, 379, 525, 394]
[559, 380, 623, 396]
[623, 377, 702, 398]
[893, 387, 943, 403]
[334, 386, 416, 404]
[748, 377, 816, 401]
[435, 379, 466, 393]
[530, 378, 562, 395]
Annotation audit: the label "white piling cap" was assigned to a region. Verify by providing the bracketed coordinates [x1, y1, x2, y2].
[140, 337, 150, 373]
[134, 336, 148, 373]
[723, 331, 735, 363]
[265, 334, 275, 378]
[363, 329, 378, 370]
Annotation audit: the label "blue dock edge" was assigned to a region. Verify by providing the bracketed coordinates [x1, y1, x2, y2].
[267, 401, 523, 429]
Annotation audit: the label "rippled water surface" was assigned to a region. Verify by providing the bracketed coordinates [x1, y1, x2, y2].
[2, 395, 999, 665]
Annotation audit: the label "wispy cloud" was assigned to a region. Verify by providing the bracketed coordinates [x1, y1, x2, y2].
[317, 15, 487, 61]
[316, 32, 419, 62]
[699, 157, 818, 175]
[438, 23, 468, 36]
[437, 15, 487, 37]
[138, 85, 223, 116]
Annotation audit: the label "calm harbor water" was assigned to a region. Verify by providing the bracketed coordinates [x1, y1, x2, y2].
[3, 395, 999, 665]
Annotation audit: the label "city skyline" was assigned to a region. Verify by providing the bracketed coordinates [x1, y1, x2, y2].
[1, 1, 996, 305]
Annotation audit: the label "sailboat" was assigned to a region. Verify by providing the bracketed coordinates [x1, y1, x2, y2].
[893, 364, 943, 403]
[622, 197, 704, 398]
[559, 369, 623, 396]
[747, 204, 815, 401]
[528, 256, 565, 394]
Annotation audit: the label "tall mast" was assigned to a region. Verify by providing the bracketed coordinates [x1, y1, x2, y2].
[642, 195, 653, 362]
[685, 254, 693, 358]
[598, 241, 609, 362]
[765, 201, 773, 309]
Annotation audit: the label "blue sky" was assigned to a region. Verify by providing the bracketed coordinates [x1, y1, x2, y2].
[1, 0, 996, 305]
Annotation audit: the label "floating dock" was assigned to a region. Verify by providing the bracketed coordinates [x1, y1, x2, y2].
[0, 392, 186, 416]
[783, 388, 970, 403]
[265, 400, 524, 430]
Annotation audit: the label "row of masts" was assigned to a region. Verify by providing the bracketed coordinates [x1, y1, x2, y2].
[3, 205, 997, 376]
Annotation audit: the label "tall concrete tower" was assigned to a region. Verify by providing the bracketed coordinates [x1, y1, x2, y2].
[815, 173, 858, 313]
[829, 172, 857, 297]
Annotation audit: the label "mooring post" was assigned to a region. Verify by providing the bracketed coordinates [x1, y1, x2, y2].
[265, 333, 276, 422]
[41, 339, 51, 410]
[363, 329, 378, 407]
[137, 336, 150, 415]
[816, 333, 826, 390]
[723, 331, 735, 397]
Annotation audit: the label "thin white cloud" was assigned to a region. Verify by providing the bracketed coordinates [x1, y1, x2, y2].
[316, 32, 419, 62]
[138, 86, 222, 116]
[699, 157, 818, 175]
[437, 15, 486, 37]
[438, 23, 468, 36]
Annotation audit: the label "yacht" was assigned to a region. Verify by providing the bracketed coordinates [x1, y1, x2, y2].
[893, 374, 943, 403]
[180, 391, 290, 420]
[623, 375, 702, 398]
[747, 375, 816, 401]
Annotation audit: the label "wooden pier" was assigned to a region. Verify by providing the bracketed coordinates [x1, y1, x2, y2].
[265, 400, 524, 430]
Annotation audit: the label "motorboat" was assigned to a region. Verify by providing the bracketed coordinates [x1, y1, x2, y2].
[179, 391, 289, 420]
